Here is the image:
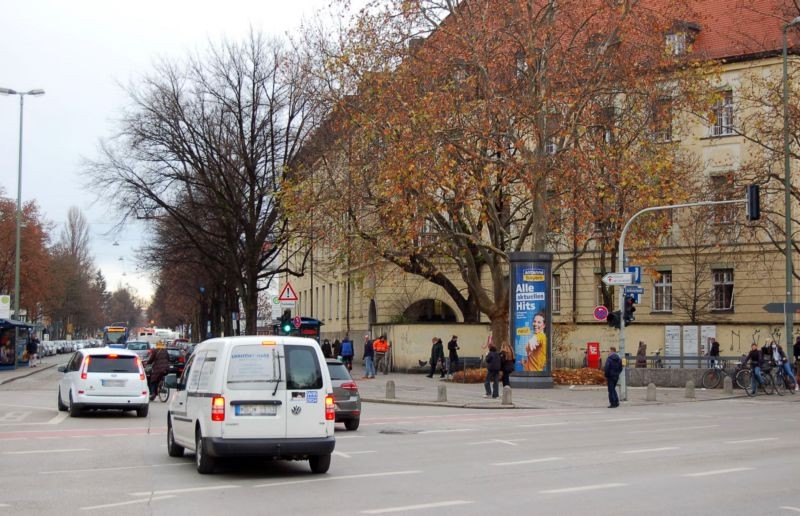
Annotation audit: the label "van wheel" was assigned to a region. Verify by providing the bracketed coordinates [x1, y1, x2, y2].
[136, 405, 149, 418]
[167, 418, 184, 457]
[195, 428, 216, 474]
[57, 389, 68, 412]
[68, 392, 81, 418]
[344, 418, 360, 431]
[309, 453, 331, 474]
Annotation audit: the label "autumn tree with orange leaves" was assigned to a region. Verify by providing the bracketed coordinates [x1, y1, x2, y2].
[288, 0, 715, 348]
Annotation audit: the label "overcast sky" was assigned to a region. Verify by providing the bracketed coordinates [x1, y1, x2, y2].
[0, 0, 337, 301]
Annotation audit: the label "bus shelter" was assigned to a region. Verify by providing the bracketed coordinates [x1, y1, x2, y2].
[0, 318, 33, 370]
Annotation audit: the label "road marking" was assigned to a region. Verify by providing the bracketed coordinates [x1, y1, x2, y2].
[493, 457, 563, 467]
[3, 448, 90, 455]
[780, 506, 800, 513]
[683, 467, 752, 477]
[601, 417, 649, 423]
[361, 500, 473, 514]
[333, 451, 352, 458]
[627, 425, 719, 434]
[418, 428, 474, 434]
[0, 503, 9, 507]
[129, 485, 240, 497]
[80, 496, 175, 511]
[467, 439, 526, 446]
[41, 463, 191, 475]
[253, 470, 420, 488]
[0, 411, 29, 422]
[725, 437, 778, 444]
[347, 451, 377, 455]
[517, 422, 567, 429]
[540, 483, 627, 494]
[622, 447, 679, 455]
[334, 435, 364, 439]
[34, 437, 59, 440]
[46, 413, 68, 425]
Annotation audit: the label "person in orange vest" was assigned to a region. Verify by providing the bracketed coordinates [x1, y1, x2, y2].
[373, 334, 390, 375]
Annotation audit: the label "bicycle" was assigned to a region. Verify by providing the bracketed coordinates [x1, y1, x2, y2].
[772, 362, 797, 396]
[156, 377, 170, 402]
[650, 349, 664, 369]
[701, 360, 730, 389]
[744, 366, 775, 397]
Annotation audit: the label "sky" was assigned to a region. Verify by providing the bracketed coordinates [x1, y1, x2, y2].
[0, 0, 337, 302]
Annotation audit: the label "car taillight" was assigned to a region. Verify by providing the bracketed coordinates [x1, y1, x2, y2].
[80, 356, 91, 380]
[178, 355, 185, 363]
[325, 394, 335, 421]
[211, 396, 225, 421]
[136, 357, 145, 380]
[341, 381, 358, 392]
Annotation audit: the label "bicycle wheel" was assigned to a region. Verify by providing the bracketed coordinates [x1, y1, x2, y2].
[736, 369, 751, 390]
[702, 369, 722, 389]
[773, 372, 786, 396]
[157, 379, 169, 402]
[761, 373, 775, 395]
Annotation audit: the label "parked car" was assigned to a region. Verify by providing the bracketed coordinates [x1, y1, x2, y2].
[125, 341, 152, 361]
[164, 335, 335, 474]
[326, 359, 361, 431]
[57, 348, 149, 417]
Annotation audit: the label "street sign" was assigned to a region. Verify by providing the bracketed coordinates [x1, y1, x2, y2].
[278, 282, 299, 302]
[625, 266, 642, 284]
[601, 272, 634, 286]
[593, 305, 609, 321]
[763, 302, 800, 314]
[624, 286, 644, 295]
[292, 315, 302, 329]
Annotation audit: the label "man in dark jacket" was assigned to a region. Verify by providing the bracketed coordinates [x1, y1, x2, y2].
[362, 335, 375, 379]
[447, 335, 460, 378]
[484, 345, 501, 398]
[709, 337, 721, 367]
[604, 346, 623, 408]
[747, 342, 766, 394]
[427, 337, 445, 378]
[321, 339, 332, 359]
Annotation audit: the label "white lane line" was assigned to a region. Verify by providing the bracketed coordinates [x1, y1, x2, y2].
[541, 483, 627, 494]
[467, 439, 526, 446]
[46, 413, 68, 425]
[418, 428, 474, 434]
[80, 496, 175, 511]
[683, 467, 752, 478]
[517, 422, 567, 429]
[34, 437, 58, 440]
[725, 437, 778, 444]
[627, 425, 719, 435]
[3, 448, 90, 455]
[253, 470, 420, 488]
[347, 451, 377, 456]
[333, 451, 352, 458]
[601, 418, 649, 423]
[492, 457, 563, 467]
[622, 447, 679, 455]
[0, 503, 9, 507]
[780, 506, 800, 513]
[334, 435, 364, 439]
[0, 438, 24, 442]
[129, 485, 240, 497]
[41, 463, 191, 475]
[361, 500, 474, 514]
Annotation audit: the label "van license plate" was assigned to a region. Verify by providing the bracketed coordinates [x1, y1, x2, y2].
[101, 380, 125, 387]
[235, 405, 277, 416]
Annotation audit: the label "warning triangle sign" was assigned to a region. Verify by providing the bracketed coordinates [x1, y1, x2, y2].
[278, 282, 299, 301]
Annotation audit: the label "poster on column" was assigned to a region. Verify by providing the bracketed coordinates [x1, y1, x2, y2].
[511, 257, 551, 374]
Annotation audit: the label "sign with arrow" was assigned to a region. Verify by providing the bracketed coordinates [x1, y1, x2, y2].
[763, 302, 800, 314]
[601, 272, 633, 286]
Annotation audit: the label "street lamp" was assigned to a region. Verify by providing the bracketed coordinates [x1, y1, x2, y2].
[1, 87, 44, 366]
[782, 18, 800, 360]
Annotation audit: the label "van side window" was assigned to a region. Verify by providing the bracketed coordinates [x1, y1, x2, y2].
[186, 352, 206, 392]
[197, 352, 217, 392]
[180, 354, 196, 385]
[285, 345, 322, 390]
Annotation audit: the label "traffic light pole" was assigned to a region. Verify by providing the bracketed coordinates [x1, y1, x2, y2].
[617, 197, 747, 401]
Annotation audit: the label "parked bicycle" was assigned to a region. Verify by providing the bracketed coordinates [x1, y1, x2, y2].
[702, 355, 749, 389]
[650, 349, 664, 369]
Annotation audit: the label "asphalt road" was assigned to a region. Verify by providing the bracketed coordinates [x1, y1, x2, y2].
[1, 365, 798, 515]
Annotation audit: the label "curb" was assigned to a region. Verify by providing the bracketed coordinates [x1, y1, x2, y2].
[362, 397, 521, 409]
[0, 363, 58, 385]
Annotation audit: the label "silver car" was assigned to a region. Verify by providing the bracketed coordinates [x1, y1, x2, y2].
[326, 358, 361, 431]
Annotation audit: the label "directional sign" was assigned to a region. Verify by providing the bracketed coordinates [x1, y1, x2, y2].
[763, 302, 800, 314]
[625, 266, 642, 284]
[593, 305, 609, 321]
[292, 315, 302, 329]
[278, 282, 299, 302]
[601, 272, 634, 286]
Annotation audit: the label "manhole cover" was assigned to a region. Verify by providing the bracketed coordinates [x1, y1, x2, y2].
[379, 428, 421, 435]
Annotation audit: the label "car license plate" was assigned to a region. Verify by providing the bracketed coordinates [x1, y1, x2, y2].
[235, 404, 277, 416]
[101, 379, 125, 387]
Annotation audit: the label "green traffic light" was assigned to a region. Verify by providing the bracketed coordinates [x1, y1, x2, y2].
[282, 323, 292, 333]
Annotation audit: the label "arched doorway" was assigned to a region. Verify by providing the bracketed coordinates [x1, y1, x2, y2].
[402, 299, 458, 323]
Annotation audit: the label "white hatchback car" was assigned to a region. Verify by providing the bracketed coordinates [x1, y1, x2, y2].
[57, 347, 149, 417]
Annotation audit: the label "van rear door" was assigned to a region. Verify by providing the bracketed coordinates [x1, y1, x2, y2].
[284, 344, 329, 438]
[222, 342, 285, 439]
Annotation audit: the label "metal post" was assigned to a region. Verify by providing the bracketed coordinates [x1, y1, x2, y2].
[13, 95, 24, 367]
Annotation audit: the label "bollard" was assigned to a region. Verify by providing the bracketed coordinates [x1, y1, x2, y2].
[437, 383, 447, 402]
[501, 385, 513, 405]
[685, 380, 696, 399]
[646, 382, 657, 402]
[386, 380, 396, 400]
[723, 375, 733, 394]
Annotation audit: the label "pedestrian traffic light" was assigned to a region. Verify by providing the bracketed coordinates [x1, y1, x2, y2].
[280, 309, 292, 334]
[606, 310, 621, 329]
[746, 184, 760, 221]
[623, 296, 636, 324]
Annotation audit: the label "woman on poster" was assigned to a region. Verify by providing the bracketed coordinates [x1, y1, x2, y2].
[522, 312, 547, 372]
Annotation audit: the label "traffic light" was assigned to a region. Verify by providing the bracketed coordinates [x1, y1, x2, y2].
[623, 296, 637, 324]
[606, 310, 621, 329]
[746, 184, 760, 221]
[280, 309, 292, 334]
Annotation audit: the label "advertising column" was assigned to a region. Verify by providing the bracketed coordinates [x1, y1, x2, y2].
[509, 252, 553, 389]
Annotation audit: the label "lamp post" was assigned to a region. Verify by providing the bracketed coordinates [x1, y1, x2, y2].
[783, 18, 800, 360]
[1, 87, 44, 366]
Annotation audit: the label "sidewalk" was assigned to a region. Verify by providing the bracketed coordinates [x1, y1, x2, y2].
[0, 354, 62, 385]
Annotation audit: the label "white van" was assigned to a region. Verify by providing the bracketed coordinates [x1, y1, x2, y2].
[164, 336, 336, 474]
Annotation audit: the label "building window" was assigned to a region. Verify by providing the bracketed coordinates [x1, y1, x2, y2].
[712, 268, 734, 310]
[552, 274, 561, 313]
[711, 90, 735, 137]
[710, 173, 736, 224]
[653, 271, 672, 312]
[665, 32, 687, 55]
[652, 98, 673, 142]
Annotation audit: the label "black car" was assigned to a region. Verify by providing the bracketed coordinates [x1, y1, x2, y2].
[166, 348, 186, 376]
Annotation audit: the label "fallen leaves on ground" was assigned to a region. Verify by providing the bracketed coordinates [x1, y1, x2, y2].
[552, 368, 606, 385]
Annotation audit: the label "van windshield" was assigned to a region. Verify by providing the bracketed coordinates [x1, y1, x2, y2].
[226, 344, 278, 390]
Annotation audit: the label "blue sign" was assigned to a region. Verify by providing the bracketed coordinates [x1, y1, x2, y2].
[624, 286, 644, 295]
[625, 266, 642, 284]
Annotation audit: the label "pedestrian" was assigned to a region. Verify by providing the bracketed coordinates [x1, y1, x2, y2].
[635, 341, 647, 368]
[708, 337, 720, 368]
[146, 342, 170, 400]
[776, 343, 799, 391]
[500, 341, 516, 387]
[746, 342, 766, 393]
[362, 334, 375, 378]
[373, 334, 390, 374]
[332, 338, 341, 359]
[340, 336, 354, 371]
[604, 346, 623, 408]
[26, 337, 38, 368]
[483, 345, 501, 398]
[321, 339, 332, 359]
[427, 337, 445, 378]
[794, 336, 800, 364]
[447, 335, 460, 378]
